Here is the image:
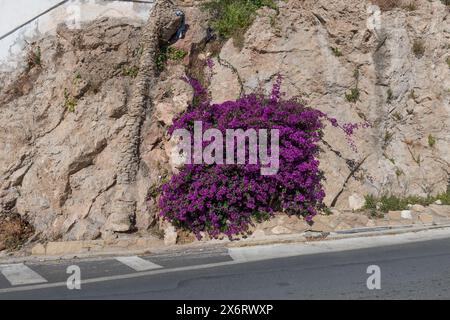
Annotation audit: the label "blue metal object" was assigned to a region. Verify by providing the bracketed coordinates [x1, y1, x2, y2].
[174, 10, 186, 40]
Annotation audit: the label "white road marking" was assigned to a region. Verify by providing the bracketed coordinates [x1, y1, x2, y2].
[0, 260, 239, 294]
[0, 263, 47, 286]
[0, 227, 450, 294]
[115, 256, 162, 272]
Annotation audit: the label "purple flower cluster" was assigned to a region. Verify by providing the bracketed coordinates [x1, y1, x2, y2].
[340, 122, 371, 152]
[159, 76, 363, 239]
[206, 58, 215, 70]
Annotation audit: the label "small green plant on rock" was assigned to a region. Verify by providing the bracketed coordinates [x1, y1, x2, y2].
[412, 39, 425, 57]
[364, 194, 377, 211]
[383, 152, 396, 164]
[156, 46, 188, 71]
[167, 47, 188, 61]
[345, 88, 360, 103]
[386, 88, 393, 103]
[363, 195, 385, 218]
[364, 190, 450, 213]
[73, 73, 82, 85]
[322, 206, 333, 216]
[395, 168, 404, 177]
[428, 134, 436, 148]
[26, 46, 41, 69]
[202, 0, 278, 47]
[414, 154, 421, 165]
[64, 88, 77, 113]
[447, 57, 450, 69]
[383, 130, 394, 148]
[331, 47, 342, 57]
[156, 52, 166, 71]
[392, 111, 403, 121]
[122, 66, 139, 78]
[345, 68, 361, 103]
[408, 89, 418, 100]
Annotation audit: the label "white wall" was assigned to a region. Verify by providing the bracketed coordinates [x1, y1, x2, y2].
[0, 0, 63, 36]
[0, 0, 155, 71]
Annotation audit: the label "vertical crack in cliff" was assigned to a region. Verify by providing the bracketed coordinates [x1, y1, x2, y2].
[116, 0, 180, 185]
[330, 156, 369, 208]
[101, 0, 182, 234]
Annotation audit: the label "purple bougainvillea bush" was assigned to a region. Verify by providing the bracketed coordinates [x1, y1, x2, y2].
[159, 76, 366, 239]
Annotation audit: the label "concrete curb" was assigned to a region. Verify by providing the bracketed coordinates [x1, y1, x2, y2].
[1, 222, 450, 264]
[226, 223, 450, 248]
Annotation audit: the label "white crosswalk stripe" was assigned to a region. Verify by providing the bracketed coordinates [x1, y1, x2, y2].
[115, 256, 162, 272]
[0, 263, 47, 286]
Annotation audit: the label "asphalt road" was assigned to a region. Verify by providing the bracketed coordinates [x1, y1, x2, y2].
[1, 234, 450, 299]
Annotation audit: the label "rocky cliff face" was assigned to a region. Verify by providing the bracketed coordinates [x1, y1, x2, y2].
[0, 0, 183, 242]
[0, 0, 449, 244]
[205, 0, 450, 208]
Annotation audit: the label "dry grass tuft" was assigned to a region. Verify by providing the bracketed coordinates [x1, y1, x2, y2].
[0, 214, 33, 252]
